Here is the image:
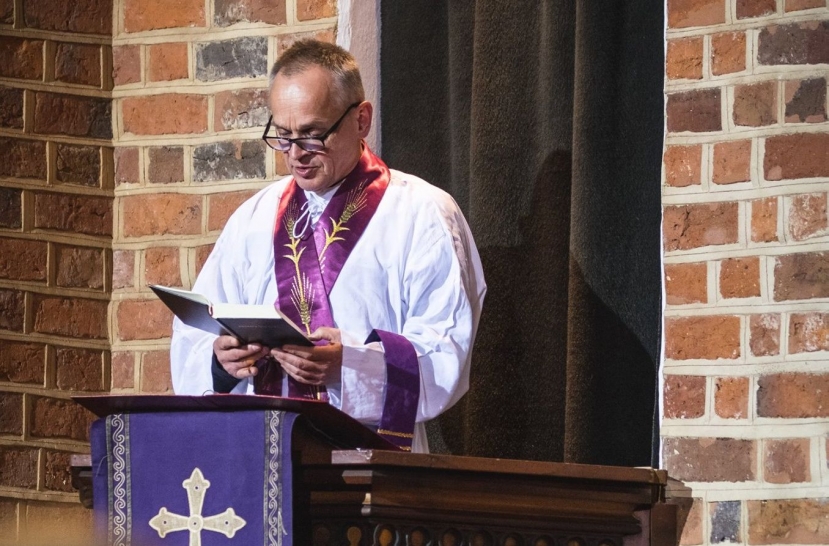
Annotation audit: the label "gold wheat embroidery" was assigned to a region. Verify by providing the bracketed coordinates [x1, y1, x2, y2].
[282, 203, 313, 335]
[319, 182, 369, 268]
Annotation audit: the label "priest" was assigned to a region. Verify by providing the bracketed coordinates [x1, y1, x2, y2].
[170, 40, 486, 453]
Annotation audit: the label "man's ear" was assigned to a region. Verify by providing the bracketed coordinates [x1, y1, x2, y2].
[356, 101, 373, 138]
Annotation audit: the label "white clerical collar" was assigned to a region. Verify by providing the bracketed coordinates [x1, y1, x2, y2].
[303, 181, 342, 226]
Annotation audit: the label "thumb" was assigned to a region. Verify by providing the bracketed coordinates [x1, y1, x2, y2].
[308, 327, 339, 343]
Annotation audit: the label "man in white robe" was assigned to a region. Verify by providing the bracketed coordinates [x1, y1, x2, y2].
[170, 40, 485, 453]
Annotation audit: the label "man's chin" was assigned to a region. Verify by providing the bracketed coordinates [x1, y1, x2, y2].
[292, 174, 332, 193]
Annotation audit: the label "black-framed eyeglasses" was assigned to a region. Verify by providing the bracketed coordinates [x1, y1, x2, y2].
[262, 102, 361, 153]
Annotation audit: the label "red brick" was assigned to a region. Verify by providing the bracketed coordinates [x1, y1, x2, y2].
[734, 81, 777, 127]
[116, 299, 173, 341]
[296, 0, 335, 21]
[55, 245, 104, 289]
[32, 295, 108, 339]
[712, 140, 751, 184]
[114, 146, 140, 184]
[43, 450, 74, 492]
[112, 45, 141, 86]
[0, 86, 24, 129]
[789, 312, 829, 354]
[214, 0, 286, 26]
[788, 193, 827, 241]
[0, 37, 44, 80]
[774, 252, 829, 301]
[750, 314, 780, 356]
[0, 341, 45, 385]
[752, 197, 778, 242]
[122, 94, 207, 136]
[712, 32, 747, 75]
[140, 350, 172, 393]
[33, 192, 112, 236]
[665, 262, 707, 304]
[196, 243, 214, 275]
[122, 193, 202, 237]
[0, 289, 25, 332]
[664, 145, 702, 187]
[23, 0, 111, 34]
[758, 372, 829, 417]
[34, 92, 111, 139]
[785, 78, 827, 123]
[664, 375, 706, 419]
[678, 498, 703, 545]
[667, 89, 722, 133]
[766, 133, 829, 181]
[0, 392, 24, 435]
[0, 0, 12, 24]
[214, 88, 270, 131]
[56, 347, 103, 391]
[145, 246, 181, 286]
[663, 202, 739, 251]
[56, 143, 100, 187]
[764, 438, 810, 483]
[663, 437, 755, 482]
[208, 190, 256, 231]
[0, 238, 47, 282]
[276, 28, 336, 56]
[111, 352, 135, 389]
[147, 42, 189, 82]
[148, 146, 184, 184]
[112, 250, 135, 289]
[667, 37, 703, 80]
[54, 43, 101, 86]
[666, 315, 741, 360]
[759, 22, 829, 66]
[786, 0, 825, 10]
[0, 446, 38, 488]
[667, 0, 725, 27]
[0, 138, 47, 180]
[720, 257, 760, 298]
[715, 376, 749, 419]
[748, 499, 829, 544]
[30, 396, 95, 441]
[737, 0, 776, 18]
[124, 0, 205, 32]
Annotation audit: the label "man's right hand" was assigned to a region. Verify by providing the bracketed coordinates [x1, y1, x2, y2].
[213, 335, 270, 379]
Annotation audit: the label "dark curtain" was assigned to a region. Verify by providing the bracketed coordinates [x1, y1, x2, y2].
[380, 0, 663, 466]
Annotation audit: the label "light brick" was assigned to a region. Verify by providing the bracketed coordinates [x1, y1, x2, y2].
[112, 45, 141, 86]
[785, 78, 827, 123]
[788, 193, 827, 241]
[148, 42, 189, 82]
[112, 250, 135, 289]
[33, 192, 113, 236]
[710, 501, 741, 544]
[208, 190, 256, 231]
[678, 498, 703, 545]
[752, 197, 778, 242]
[750, 314, 780, 356]
[111, 352, 135, 389]
[122, 94, 208, 136]
[712, 140, 750, 184]
[737, 0, 776, 18]
[663, 437, 755, 482]
[296, 0, 335, 21]
[774, 253, 829, 301]
[114, 147, 140, 184]
[121, 193, 202, 237]
[667, 37, 703, 80]
[664, 375, 706, 419]
[665, 262, 707, 304]
[757, 372, 829, 417]
[32, 295, 108, 339]
[785, 0, 825, 10]
[666, 315, 741, 360]
[714, 377, 749, 419]
[764, 438, 810, 483]
[214, 88, 270, 131]
[116, 299, 173, 340]
[145, 246, 181, 286]
[663, 145, 701, 187]
[140, 350, 172, 393]
[276, 28, 335, 55]
[711, 32, 746, 75]
[719, 257, 760, 299]
[196, 243, 214, 275]
[124, 0, 205, 33]
[667, 89, 722, 133]
[789, 312, 829, 354]
[663, 202, 739, 251]
[748, 499, 829, 544]
[0, 238, 48, 282]
[734, 81, 777, 127]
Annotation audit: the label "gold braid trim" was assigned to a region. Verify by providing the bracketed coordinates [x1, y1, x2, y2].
[376, 428, 414, 439]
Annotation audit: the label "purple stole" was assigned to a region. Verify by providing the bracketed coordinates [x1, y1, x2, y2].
[255, 146, 420, 450]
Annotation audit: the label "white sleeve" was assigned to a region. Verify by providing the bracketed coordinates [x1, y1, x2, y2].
[333, 218, 485, 425]
[170, 223, 250, 396]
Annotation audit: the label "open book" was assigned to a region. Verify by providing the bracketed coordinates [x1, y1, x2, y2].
[149, 285, 312, 348]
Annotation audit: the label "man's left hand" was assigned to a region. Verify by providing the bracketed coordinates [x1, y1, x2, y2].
[271, 327, 343, 385]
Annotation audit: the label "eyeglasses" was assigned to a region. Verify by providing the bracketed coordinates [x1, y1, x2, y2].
[262, 102, 361, 153]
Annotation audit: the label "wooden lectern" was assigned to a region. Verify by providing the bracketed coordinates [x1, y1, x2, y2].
[72, 395, 676, 546]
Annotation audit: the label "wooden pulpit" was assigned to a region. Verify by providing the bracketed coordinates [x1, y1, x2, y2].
[72, 395, 676, 546]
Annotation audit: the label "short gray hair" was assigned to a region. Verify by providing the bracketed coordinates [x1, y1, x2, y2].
[269, 40, 365, 106]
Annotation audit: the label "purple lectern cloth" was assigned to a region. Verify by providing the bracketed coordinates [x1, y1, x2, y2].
[91, 410, 297, 546]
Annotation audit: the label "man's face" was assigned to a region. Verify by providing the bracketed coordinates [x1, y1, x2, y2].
[268, 66, 370, 193]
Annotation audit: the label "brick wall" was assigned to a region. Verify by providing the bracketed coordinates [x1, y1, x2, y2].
[0, 0, 112, 539]
[0, 0, 337, 540]
[663, 1, 829, 544]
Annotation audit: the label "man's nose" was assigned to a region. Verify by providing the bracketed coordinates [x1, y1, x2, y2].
[287, 142, 309, 159]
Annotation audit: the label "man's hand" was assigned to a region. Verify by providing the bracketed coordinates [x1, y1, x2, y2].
[271, 327, 343, 385]
[213, 335, 270, 380]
